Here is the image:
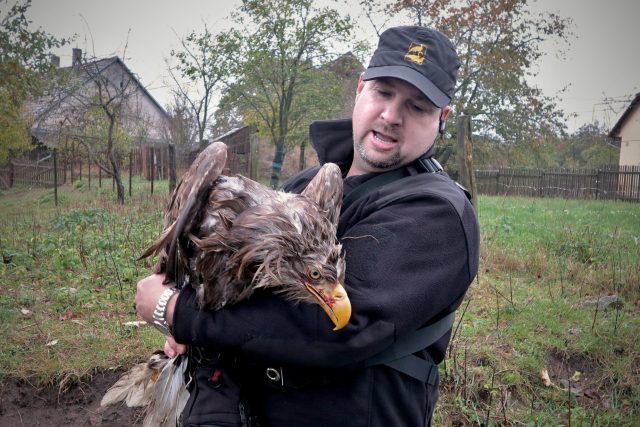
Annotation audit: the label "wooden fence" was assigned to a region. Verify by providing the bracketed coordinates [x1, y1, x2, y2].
[3, 148, 639, 203]
[476, 166, 640, 202]
[0, 160, 60, 189]
[0, 139, 257, 192]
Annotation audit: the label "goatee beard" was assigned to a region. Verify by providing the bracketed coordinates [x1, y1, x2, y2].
[355, 138, 401, 170]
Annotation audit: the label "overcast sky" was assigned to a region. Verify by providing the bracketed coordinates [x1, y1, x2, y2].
[25, 0, 640, 134]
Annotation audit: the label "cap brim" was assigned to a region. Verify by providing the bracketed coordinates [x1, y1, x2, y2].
[364, 66, 450, 108]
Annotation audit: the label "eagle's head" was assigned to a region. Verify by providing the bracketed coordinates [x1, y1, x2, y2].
[221, 160, 351, 330]
[196, 163, 351, 330]
[232, 198, 349, 330]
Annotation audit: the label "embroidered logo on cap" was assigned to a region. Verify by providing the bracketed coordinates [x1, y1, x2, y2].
[404, 42, 427, 65]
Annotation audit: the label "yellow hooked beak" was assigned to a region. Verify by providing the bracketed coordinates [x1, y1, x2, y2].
[304, 281, 352, 330]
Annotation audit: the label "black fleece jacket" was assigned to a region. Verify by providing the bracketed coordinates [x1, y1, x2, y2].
[172, 118, 480, 426]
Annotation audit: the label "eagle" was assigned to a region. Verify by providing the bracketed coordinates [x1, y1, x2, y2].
[101, 141, 351, 426]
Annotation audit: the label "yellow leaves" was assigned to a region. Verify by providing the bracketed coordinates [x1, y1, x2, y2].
[540, 368, 553, 387]
[541, 368, 584, 397]
[0, 97, 32, 163]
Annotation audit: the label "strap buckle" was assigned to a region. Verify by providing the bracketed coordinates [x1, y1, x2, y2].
[265, 367, 284, 385]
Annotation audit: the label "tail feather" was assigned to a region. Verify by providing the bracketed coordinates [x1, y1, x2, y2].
[101, 352, 170, 408]
[143, 354, 190, 427]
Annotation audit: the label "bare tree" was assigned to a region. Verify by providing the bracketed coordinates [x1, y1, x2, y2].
[55, 50, 151, 204]
[162, 92, 198, 147]
[167, 25, 233, 149]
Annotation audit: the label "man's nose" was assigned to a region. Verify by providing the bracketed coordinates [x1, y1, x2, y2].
[380, 101, 402, 126]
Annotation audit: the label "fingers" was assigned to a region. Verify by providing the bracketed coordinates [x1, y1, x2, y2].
[164, 336, 188, 358]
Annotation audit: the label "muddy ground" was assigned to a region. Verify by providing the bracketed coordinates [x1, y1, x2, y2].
[0, 371, 143, 426]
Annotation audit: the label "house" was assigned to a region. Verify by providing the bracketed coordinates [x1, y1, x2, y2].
[609, 92, 640, 166]
[608, 92, 640, 200]
[28, 48, 170, 150]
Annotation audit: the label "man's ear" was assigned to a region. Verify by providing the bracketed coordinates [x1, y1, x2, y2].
[356, 72, 366, 95]
[438, 106, 451, 134]
[440, 105, 451, 121]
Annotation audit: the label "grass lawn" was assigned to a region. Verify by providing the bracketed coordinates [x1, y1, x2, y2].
[1, 181, 639, 425]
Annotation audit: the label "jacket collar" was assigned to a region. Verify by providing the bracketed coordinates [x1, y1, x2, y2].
[309, 118, 354, 173]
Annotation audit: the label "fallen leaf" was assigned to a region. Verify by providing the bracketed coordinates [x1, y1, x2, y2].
[124, 320, 147, 327]
[540, 369, 553, 387]
[570, 371, 582, 382]
[45, 339, 59, 347]
[559, 379, 584, 396]
[59, 309, 74, 321]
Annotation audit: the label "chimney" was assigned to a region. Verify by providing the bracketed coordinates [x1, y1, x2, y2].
[50, 54, 60, 68]
[72, 48, 82, 66]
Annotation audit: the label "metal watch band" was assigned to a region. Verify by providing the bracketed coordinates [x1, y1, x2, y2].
[152, 287, 178, 336]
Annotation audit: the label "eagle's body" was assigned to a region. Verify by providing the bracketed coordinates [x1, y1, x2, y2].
[101, 141, 350, 426]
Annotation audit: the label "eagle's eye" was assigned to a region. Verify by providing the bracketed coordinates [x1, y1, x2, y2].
[309, 269, 322, 280]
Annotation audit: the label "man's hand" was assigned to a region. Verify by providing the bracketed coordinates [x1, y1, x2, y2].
[135, 274, 188, 357]
[164, 335, 188, 358]
[135, 273, 178, 327]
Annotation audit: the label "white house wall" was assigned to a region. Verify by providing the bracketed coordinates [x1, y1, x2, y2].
[30, 59, 169, 146]
[618, 106, 640, 166]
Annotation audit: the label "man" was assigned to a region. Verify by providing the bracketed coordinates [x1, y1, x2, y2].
[136, 25, 479, 426]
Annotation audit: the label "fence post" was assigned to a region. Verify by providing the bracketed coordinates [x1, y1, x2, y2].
[9, 162, 14, 188]
[150, 147, 155, 195]
[168, 144, 176, 193]
[70, 141, 74, 184]
[539, 171, 544, 198]
[456, 115, 478, 209]
[250, 133, 260, 181]
[129, 150, 133, 197]
[53, 148, 58, 206]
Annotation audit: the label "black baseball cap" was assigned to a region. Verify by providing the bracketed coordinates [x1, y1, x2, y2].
[363, 26, 460, 107]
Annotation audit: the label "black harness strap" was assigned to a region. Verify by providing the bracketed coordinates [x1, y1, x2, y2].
[341, 156, 443, 212]
[342, 156, 456, 383]
[365, 312, 455, 383]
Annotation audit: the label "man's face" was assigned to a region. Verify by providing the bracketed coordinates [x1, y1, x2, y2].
[349, 76, 449, 176]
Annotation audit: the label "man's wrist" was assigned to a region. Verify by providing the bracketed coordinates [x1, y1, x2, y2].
[152, 287, 178, 336]
[165, 291, 179, 328]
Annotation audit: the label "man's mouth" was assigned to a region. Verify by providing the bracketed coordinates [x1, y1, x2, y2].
[372, 130, 398, 147]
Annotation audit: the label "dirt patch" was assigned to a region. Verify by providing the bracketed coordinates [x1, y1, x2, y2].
[546, 347, 607, 408]
[0, 371, 143, 426]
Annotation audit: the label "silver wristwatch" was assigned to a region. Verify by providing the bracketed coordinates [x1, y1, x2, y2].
[152, 287, 178, 336]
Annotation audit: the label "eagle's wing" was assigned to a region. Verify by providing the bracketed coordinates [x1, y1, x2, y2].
[140, 141, 227, 285]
